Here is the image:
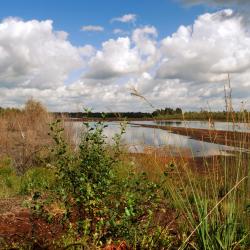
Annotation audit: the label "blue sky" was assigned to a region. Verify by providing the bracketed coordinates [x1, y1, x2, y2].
[0, 0, 210, 47]
[0, 0, 249, 111]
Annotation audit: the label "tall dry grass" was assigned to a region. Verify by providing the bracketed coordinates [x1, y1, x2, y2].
[0, 99, 53, 173]
[129, 83, 250, 249]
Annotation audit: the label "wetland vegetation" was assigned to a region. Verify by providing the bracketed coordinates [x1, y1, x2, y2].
[0, 100, 250, 249]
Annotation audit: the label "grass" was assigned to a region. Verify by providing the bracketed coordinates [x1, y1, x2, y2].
[0, 157, 20, 198]
[0, 157, 56, 198]
[0, 99, 249, 249]
[166, 159, 249, 249]
[0, 99, 53, 173]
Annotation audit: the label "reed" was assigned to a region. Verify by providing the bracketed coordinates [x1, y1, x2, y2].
[0, 93, 249, 249]
[0, 99, 53, 173]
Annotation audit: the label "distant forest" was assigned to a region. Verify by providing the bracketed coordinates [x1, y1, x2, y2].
[49, 107, 250, 121]
[54, 107, 183, 119]
[0, 106, 183, 118]
[1, 106, 249, 121]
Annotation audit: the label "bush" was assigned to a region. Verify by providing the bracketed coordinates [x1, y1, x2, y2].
[0, 157, 20, 197]
[48, 119, 172, 248]
[20, 167, 56, 195]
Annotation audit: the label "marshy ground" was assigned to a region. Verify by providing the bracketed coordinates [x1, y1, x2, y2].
[0, 100, 250, 249]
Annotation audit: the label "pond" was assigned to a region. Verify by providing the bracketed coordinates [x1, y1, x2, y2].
[131, 120, 250, 132]
[69, 121, 238, 157]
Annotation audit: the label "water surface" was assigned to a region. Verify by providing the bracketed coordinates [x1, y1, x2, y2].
[69, 121, 236, 157]
[132, 120, 250, 132]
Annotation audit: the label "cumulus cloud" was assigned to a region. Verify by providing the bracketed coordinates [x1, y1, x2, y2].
[2, 10, 250, 112]
[111, 14, 137, 23]
[84, 26, 158, 80]
[181, 0, 250, 33]
[81, 25, 104, 32]
[84, 37, 141, 79]
[79, 45, 96, 57]
[132, 26, 158, 56]
[156, 9, 250, 84]
[0, 18, 83, 89]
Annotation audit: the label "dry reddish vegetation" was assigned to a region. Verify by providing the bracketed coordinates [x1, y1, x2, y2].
[1, 103, 250, 249]
[127, 151, 223, 178]
[0, 198, 130, 249]
[0, 204, 63, 249]
[0, 153, 227, 249]
[0, 194, 177, 250]
[0, 100, 53, 173]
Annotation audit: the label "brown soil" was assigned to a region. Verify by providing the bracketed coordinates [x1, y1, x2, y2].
[0, 153, 245, 248]
[0, 198, 64, 249]
[0, 197, 175, 249]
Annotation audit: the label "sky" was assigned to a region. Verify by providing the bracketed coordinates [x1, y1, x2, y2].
[0, 0, 250, 112]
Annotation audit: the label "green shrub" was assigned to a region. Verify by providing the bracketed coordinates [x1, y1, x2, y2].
[20, 167, 56, 195]
[0, 156, 12, 169]
[49, 120, 120, 237]
[48, 119, 172, 248]
[0, 158, 20, 197]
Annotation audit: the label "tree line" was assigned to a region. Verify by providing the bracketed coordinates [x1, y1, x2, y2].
[1, 105, 249, 121]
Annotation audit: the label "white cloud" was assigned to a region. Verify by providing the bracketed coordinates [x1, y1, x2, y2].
[85, 37, 141, 79]
[132, 26, 158, 56]
[0, 18, 83, 89]
[2, 10, 250, 112]
[157, 9, 250, 84]
[113, 28, 123, 34]
[111, 14, 137, 23]
[81, 25, 104, 32]
[79, 45, 96, 57]
[113, 28, 128, 35]
[84, 26, 158, 79]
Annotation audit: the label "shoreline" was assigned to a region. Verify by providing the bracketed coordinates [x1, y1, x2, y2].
[62, 117, 244, 122]
[130, 123, 250, 148]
